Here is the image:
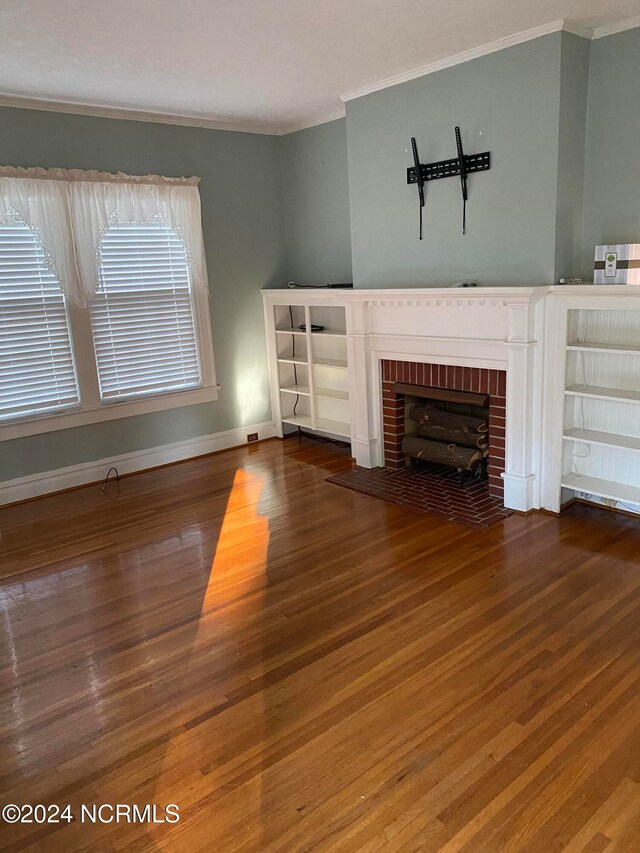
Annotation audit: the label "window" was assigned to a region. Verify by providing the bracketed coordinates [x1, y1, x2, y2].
[0, 169, 217, 441]
[0, 221, 79, 422]
[91, 223, 201, 402]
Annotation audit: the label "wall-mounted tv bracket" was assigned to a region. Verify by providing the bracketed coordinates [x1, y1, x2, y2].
[411, 136, 425, 240]
[407, 127, 491, 238]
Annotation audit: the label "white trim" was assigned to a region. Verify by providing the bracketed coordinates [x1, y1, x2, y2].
[281, 109, 347, 135]
[563, 22, 596, 39]
[0, 93, 284, 136]
[0, 91, 350, 137]
[340, 20, 583, 103]
[593, 16, 640, 39]
[0, 385, 220, 442]
[0, 419, 276, 506]
[367, 334, 507, 369]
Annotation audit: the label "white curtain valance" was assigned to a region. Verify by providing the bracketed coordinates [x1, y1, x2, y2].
[0, 165, 199, 186]
[0, 167, 207, 306]
[70, 180, 208, 302]
[0, 176, 81, 301]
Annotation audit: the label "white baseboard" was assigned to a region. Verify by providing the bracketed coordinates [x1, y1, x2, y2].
[0, 420, 276, 506]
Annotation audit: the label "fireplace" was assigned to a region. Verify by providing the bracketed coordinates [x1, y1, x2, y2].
[401, 385, 489, 481]
[382, 360, 506, 500]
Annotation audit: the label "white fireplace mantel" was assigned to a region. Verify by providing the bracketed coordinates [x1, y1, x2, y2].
[336, 288, 546, 512]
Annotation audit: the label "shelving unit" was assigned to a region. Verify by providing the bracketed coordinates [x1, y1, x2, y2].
[559, 305, 640, 512]
[264, 294, 351, 441]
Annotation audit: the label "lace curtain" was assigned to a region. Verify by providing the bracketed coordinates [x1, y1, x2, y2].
[0, 174, 81, 302]
[0, 166, 208, 307]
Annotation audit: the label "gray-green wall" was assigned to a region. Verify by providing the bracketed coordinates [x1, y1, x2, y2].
[280, 119, 352, 285]
[554, 32, 590, 280]
[582, 27, 640, 277]
[346, 32, 568, 287]
[0, 107, 287, 482]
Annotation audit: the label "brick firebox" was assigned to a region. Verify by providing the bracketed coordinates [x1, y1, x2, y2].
[382, 360, 506, 500]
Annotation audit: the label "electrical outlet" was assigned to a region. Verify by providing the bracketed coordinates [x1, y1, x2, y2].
[247, 433, 259, 443]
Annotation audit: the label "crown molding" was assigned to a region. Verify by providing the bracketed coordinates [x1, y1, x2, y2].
[562, 21, 595, 39]
[280, 108, 346, 135]
[0, 91, 349, 137]
[0, 93, 284, 136]
[341, 20, 585, 103]
[593, 15, 640, 39]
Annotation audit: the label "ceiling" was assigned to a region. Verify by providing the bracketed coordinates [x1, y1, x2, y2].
[0, 0, 639, 134]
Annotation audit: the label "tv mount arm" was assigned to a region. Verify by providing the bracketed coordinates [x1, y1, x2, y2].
[406, 126, 491, 238]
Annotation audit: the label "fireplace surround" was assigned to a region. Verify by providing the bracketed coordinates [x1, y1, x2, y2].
[342, 288, 544, 512]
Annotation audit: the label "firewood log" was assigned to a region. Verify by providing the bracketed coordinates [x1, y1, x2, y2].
[401, 436, 483, 470]
[409, 404, 488, 449]
[409, 403, 488, 432]
[414, 423, 488, 449]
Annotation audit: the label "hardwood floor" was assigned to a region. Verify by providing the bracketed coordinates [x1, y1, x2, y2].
[1, 436, 640, 851]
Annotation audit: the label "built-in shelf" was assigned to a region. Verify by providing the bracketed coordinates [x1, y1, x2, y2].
[567, 341, 640, 355]
[315, 417, 350, 436]
[313, 357, 348, 369]
[315, 386, 349, 400]
[277, 357, 307, 366]
[282, 415, 312, 429]
[280, 384, 311, 396]
[282, 414, 350, 437]
[565, 384, 640, 405]
[561, 473, 640, 505]
[563, 428, 640, 453]
[559, 305, 640, 516]
[269, 298, 351, 443]
[275, 328, 346, 337]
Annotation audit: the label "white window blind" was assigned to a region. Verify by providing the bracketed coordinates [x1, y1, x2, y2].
[90, 222, 202, 402]
[0, 221, 79, 422]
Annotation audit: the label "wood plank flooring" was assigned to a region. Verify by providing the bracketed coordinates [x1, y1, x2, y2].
[1, 436, 640, 851]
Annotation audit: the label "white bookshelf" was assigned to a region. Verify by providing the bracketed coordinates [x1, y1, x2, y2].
[560, 305, 640, 512]
[263, 292, 351, 441]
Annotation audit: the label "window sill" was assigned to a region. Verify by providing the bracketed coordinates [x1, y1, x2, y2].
[0, 385, 220, 442]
